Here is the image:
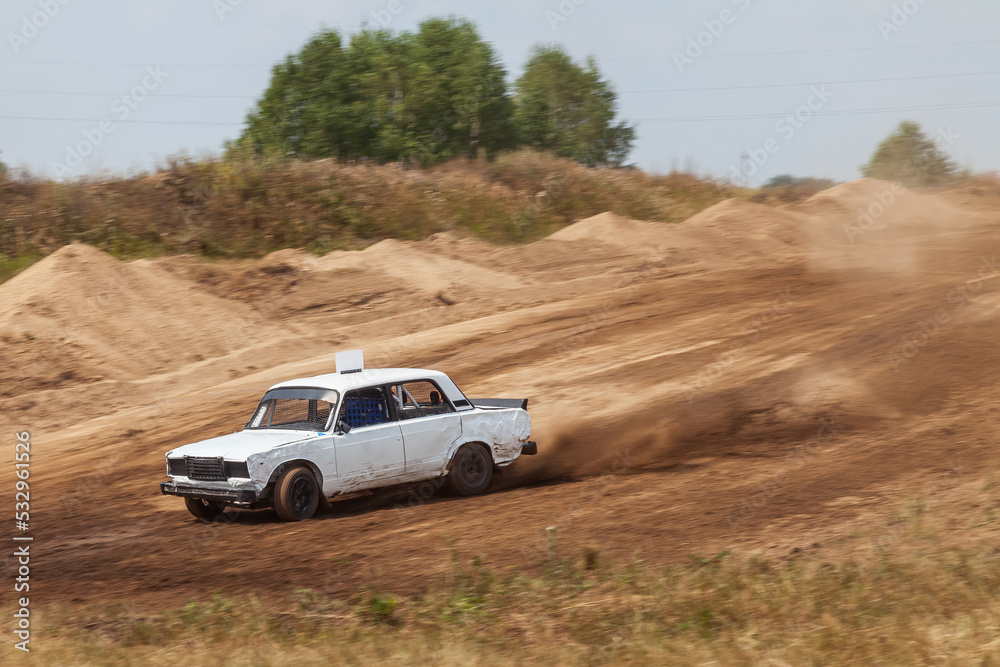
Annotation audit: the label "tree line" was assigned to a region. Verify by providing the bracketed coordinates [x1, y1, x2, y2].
[233, 17, 635, 168]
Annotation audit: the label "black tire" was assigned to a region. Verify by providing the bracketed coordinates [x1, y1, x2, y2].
[273, 466, 320, 522]
[446, 444, 493, 496]
[184, 497, 225, 521]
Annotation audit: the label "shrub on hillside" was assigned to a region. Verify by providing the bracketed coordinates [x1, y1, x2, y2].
[862, 121, 958, 188]
[0, 151, 731, 273]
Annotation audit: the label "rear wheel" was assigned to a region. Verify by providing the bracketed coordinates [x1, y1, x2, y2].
[447, 444, 493, 496]
[273, 466, 320, 522]
[184, 497, 225, 521]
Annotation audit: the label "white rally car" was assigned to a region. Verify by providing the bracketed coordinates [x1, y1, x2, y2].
[159, 351, 536, 522]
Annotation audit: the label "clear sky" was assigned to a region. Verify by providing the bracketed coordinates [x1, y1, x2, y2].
[1, 0, 997, 185]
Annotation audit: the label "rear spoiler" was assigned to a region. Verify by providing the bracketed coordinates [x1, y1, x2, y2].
[469, 398, 529, 411]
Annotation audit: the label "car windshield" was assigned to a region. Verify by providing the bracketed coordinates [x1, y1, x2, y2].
[247, 388, 339, 431]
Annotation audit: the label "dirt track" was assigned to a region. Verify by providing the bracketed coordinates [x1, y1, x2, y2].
[4, 179, 1000, 608]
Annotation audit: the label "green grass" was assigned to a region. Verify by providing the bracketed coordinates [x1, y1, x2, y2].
[9, 480, 1000, 664]
[7, 537, 1000, 665]
[0, 252, 40, 284]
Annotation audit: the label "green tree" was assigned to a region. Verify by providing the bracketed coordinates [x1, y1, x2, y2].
[760, 175, 836, 203]
[512, 46, 634, 167]
[340, 27, 412, 161]
[762, 175, 836, 191]
[862, 121, 957, 187]
[235, 18, 513, 165]
[401, 18, 514, 164]
[238, 30, 364, 159]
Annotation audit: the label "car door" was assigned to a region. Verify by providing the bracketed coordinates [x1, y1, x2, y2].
[392, 380, 462, 476]
[334, 386, 405, 491]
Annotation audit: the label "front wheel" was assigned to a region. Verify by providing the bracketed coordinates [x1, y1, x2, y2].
[184, 497, 225, 521]
[273, 466, 320, 522]
[447, 444, 493, 496]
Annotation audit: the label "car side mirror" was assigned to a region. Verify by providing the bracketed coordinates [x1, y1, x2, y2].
[336, 419, 352, 435]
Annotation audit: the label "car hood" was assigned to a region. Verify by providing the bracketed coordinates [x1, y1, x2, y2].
[166, 430, 319, 460]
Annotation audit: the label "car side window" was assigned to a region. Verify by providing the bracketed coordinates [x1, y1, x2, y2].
[339, 387, 392, 429]
[392, 381, 455, 420]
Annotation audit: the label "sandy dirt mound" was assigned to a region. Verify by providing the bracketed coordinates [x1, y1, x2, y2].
[12, 180, 1000, 609]
[258, 248, 323, 272]
[683, 198, 805, 243]
[416, 231, 503, 263]
[548, 211, 670, 247]
[549, 204, 806, 269]
[0, 244, 283, 386]
[315, 238, 527, 296]
[797, 178, 983, 274]
[797, 178, 968, 220]
[673, 199, 806, 266]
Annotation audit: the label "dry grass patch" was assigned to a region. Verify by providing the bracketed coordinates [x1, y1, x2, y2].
[0, 151, 732, 282]
[6, 517, 1000, 665]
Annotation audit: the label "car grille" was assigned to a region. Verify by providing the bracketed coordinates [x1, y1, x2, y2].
[185, 457, 226, 481]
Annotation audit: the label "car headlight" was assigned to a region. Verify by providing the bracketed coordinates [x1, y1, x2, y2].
[167, 458, 186, 476]
[224, 461, 251, 479]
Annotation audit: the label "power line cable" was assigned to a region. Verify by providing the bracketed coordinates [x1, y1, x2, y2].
[637, 100, 1000, 123]
[4, 68, 997, 101]
[1, 38, 997, 69]
[606, 37, 1000, 61]
[0, 61, 270, 68]
[2, 100, 998, 127]
[0, 115, 242, 126]
[621, 69, 1000, 94]
[0, 89, 256, 99]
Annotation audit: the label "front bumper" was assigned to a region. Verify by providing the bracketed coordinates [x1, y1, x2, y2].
[160, 481, 259, 504]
